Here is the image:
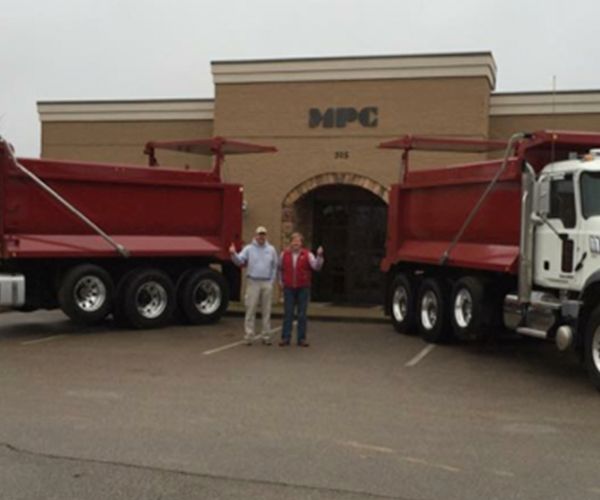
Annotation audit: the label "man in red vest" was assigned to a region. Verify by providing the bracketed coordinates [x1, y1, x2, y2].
[278, 232, 324, 347]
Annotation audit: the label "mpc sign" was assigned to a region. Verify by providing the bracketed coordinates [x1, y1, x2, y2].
[309, 107, 378, 128]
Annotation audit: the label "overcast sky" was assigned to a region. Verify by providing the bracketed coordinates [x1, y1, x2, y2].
[1, 0, 599, 156]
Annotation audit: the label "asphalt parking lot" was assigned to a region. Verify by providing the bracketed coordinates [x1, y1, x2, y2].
[2, 311, 600, 500]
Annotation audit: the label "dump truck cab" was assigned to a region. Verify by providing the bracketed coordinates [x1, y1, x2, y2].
[533, 151, 600, 293]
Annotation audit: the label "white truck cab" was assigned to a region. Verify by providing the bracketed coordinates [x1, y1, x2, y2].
[534, 150, 600, 293]
[505, 146, 600, 390]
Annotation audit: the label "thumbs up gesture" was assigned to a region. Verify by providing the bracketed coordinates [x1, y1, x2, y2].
[317, 246, 324, 257]
[229, 243, 236, 254]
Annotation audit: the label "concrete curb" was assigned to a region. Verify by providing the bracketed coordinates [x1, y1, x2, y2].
[225, 303, 388, 325]
[0, 306, 389, 324]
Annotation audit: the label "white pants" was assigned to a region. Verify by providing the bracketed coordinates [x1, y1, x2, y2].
[244, 279, 273, 341]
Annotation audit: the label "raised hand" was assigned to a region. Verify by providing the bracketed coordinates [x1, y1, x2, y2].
[317, 246, 324, 256]
[229, 243, 236, 254]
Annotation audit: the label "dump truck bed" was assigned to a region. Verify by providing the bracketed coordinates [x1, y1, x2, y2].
[381, 157, 522, 274]
[380, 130, 600, 275]
[0, 146, 243, 261]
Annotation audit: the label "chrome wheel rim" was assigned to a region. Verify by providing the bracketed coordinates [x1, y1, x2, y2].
[593, 326, 600, 373]
[74, 276, 107, 312]
[136, 281, 167, 319]
[193, 279, 222, 315]
[392, 286, 408, 323]
[454, 288, 473, 329]
[421, 290, 439, 330]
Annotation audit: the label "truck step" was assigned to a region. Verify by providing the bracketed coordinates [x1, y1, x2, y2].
[516, 327, 548, 339]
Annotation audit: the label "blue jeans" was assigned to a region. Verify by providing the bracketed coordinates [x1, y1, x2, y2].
[282, 287, 309, 343]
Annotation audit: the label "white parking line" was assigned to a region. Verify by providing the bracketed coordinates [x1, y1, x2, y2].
[21, 335, 66, 346]
[202, 326, 283, 355]
[340, 440, 395, 454]
[490, 469, 516, 478]
[400, 456, 461, 473]
[338, 440, 461, 473]
[405, 344, 436, 367]
[203, 323, 295, 356]
[202, 340, 247, 355]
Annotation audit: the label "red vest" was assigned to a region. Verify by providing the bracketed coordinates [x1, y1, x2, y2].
[281, 248, 312, 288]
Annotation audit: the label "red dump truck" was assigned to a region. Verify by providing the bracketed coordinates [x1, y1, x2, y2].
[0, 136, 275, 329]
[381, 130, 600, 389]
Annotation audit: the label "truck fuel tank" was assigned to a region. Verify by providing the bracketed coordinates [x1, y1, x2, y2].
[503, 292, 559, 333]
[0, 274, 25, 307]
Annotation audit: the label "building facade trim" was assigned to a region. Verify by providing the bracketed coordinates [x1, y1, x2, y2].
[491, 92, 600, 115]
[212, 53, 497, 89]
[37, 100, 215, 122]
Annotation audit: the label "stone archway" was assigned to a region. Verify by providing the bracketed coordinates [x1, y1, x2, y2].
[281, 173, 389, 304]
[281, 172, 389, 246]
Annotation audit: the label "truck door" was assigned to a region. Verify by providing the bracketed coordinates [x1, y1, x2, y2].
[534, 173, 580, 290]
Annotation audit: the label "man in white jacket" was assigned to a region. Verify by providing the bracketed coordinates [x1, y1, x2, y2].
[229, 226, 278, 345]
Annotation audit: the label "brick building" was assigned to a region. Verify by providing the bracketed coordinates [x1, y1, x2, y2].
[37, 52, 600, 303]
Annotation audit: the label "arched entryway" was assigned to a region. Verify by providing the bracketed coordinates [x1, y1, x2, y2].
[282, 173, 388, 305]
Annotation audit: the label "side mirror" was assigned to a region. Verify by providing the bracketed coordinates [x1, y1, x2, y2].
[536, 178, 551, 217]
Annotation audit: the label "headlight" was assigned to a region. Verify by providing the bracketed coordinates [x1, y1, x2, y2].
[590, 235, 600, 254]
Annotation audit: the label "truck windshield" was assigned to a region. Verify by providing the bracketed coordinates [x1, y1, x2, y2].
[581, 172, 600, 218]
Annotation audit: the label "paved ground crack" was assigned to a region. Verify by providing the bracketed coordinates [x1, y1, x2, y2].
[1, 442, 413, 500]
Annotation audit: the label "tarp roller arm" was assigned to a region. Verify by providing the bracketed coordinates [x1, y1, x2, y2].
[439, 132, 530, 265]
[2, 137, 129, 258]
[143, 136, 277, 178]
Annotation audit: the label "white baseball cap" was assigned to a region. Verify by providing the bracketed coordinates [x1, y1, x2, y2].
[255, 226, 268, 234]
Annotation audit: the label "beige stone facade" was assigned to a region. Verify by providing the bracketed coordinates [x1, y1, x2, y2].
[489, 91, 600, 140]
[39, 100, 215, 168]
[212, 55, 495, 253]
[37, 53, 600, 303]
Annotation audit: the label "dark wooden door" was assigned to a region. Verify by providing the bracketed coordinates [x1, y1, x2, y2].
[311, 187, 386, 304]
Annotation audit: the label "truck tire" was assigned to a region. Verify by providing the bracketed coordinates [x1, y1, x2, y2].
[416, 278, 452, 343]
[178, 268, 229, 324]
[450, 276, 486, 341]
[58, 264, 114, 325]
[584, 305, 600, 391]
[120, 268, 175, 329]
[389, 273, 415, 334]
[112, 269, 136, 328]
